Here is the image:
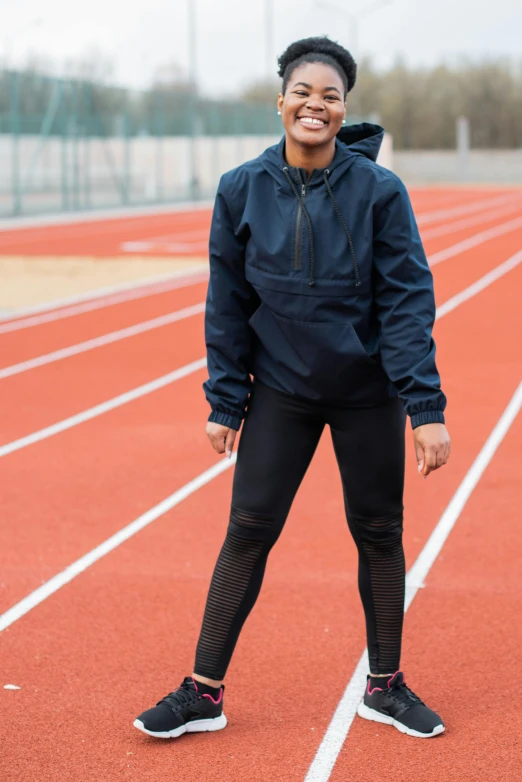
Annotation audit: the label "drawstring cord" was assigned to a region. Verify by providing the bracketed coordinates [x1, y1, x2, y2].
[324, 170, 361, 287]
[282, 166, 317, 287]
[281, 166, 362, 289]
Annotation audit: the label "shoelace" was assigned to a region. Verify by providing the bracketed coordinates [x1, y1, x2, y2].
[387, 680, 424, 709]
[158, 683, 199, 711]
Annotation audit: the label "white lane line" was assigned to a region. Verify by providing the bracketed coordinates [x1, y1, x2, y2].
[121, 228, 207, 246]
[0, 272, 209, 335]
[436, 249, 522, 319]
[0, 265, 208, 326]
[417, 192, 519, 226]
[1, 249, 520, 458]
[304, 379, 522, 782]
[122, 240, 208, 254]
[429, 215, 522, 267]
[1, 204, 519, 333]
[0, 302, 205, 380]
[2, 214, 520, 375]
[0, 452, 237, 633]
[0, 358, 206, 458]
[124, 206, 522, 259]
[4, 224, 519, 380]
[422, 199, 522, 240]
[0, 249, 519, 636]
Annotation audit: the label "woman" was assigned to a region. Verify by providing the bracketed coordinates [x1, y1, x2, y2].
[135, 36, 450, 741]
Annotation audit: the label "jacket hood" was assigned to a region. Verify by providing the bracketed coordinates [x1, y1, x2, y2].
[260, 122, 384, 185]
[336, 122, 384, 162]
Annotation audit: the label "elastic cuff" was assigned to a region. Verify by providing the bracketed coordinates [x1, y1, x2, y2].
[208, 410, 242, 431]
[410, 410, 445, 429]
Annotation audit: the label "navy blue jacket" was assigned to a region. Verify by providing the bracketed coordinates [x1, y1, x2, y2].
[204, 123, 446, 431]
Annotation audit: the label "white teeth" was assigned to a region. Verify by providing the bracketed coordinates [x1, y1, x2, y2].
[299, 117, 325, 126]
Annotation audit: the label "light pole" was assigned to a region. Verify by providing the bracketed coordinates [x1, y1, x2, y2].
[315, 0, 392, 117]
[315, 0, 392, 62]
[265, 0, 274, 81]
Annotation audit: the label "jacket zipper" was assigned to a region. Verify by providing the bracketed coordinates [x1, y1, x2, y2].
[294, 178, 307, 271]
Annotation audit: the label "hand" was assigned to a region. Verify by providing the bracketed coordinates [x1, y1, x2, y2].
[206, 422, 237, 459]
[413, 423, 451, 478]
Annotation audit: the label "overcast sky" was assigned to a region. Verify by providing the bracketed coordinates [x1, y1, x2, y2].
[2, 0, 521, 94]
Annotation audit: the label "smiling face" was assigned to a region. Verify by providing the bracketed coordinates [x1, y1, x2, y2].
[277, 61, 347, 151]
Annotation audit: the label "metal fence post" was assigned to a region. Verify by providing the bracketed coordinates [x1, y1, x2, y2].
[60, 80, 69, 211]
[82, 81, 91, 209]
[123, 100, 130, 205]
[71, 79, 80, 209]
[156, 91, 165, 202]
[9, 71, 22, 216]
[457, 116, 470, 182]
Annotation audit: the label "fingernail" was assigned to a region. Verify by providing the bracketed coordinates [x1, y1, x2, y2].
[418, 464, 422, 473]
[226, 450, 232, 459]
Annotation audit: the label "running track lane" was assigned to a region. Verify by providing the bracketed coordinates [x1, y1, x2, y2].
[0, 314, 206, 442]
[0, 268, 520, 780]
[1, 250, 518, 611]
[0, 276, 208, 367]
[0, 188, 516, 257]
[0, 210, 213, 257]
[0, 224, 516, 600]
[3, 209, 522, 442]
[2, 194, 522, 370]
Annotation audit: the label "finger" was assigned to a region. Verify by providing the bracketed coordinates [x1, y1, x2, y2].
[423, 448, 438, 476]
[210, 433, 226, 454]
[436, 447, 446, 468]
[414, 439, 425, 474]
[225, 429, 236, 459]
[437, 442, 450, 469]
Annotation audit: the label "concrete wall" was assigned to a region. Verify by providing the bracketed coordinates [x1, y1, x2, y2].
[394, 150, 522, 184]
[0, 132, 394, 217]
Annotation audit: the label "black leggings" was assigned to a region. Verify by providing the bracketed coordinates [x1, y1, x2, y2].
[195, 382, 406, 680]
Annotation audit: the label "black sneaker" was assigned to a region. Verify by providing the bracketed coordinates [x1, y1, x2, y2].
[133, 676, 227, 739]
[357, 671, 445, 738]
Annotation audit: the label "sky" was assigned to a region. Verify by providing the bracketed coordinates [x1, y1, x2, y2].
[1, 0, 522, 94]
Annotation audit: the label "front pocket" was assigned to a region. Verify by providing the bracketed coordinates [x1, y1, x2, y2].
[249, 303, 387, 403]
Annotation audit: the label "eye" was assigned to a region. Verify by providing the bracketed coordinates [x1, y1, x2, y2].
[294, 91, 308, 97]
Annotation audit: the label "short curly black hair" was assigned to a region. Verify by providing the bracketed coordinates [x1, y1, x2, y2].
[277, 36, 356, 97]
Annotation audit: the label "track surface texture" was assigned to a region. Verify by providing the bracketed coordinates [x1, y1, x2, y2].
[1, 187, 521, 782]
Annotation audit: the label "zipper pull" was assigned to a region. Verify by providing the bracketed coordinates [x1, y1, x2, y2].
[301, 184, 306, 198]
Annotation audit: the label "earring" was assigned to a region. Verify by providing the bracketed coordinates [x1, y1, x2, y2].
[342, 119, 346, 124]
[277, 110, 282, 115]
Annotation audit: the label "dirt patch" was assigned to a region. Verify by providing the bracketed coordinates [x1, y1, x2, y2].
[0, 255, 208, 313]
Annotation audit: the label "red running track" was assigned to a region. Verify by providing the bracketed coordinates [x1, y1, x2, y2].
[0, 188, 521, 781]
[0, 187, 519, 257]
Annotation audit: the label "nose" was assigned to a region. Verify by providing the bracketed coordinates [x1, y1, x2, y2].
[305, 95, 325, 112]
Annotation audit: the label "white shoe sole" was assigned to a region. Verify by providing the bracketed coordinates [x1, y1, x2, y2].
[133, 713, 227, 739]
[357, 703, 445, 738]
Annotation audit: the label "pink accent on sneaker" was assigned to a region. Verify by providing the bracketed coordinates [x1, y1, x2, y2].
[202, 689, 223, 705]
[192, 676, 223, 704]
[367, 679, 384, 696]
[387, 671, 401, 688]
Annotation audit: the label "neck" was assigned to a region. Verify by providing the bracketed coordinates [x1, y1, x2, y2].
[284, 136, 336, 175]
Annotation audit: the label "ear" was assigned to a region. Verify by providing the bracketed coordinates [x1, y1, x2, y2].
[277, 93, 284, 113]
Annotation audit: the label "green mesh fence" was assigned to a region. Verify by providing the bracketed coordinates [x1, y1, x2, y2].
[0, 70, 365, 218]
